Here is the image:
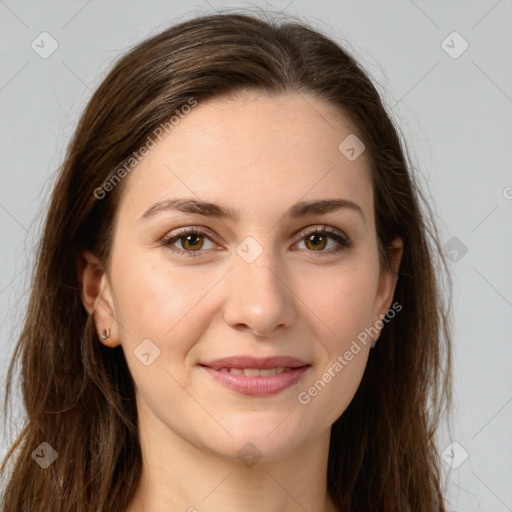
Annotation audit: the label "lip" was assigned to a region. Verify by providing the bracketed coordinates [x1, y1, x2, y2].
[199, 355, 311, 397]
[200, 355, 309, 370]
[201, 366, 310, 397]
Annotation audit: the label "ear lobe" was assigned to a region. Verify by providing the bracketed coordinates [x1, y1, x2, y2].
[77, 250, 120, 347]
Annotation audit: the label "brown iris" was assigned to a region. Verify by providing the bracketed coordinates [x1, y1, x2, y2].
[181, 233, 204, 251]
[304, 233, 327, 251]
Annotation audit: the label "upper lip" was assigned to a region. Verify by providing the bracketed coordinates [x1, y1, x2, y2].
[200, 355, 310, 370]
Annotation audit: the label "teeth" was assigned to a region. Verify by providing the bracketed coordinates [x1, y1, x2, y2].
[216, 366, 294, 376]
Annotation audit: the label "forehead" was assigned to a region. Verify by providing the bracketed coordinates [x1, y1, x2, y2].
[115, 91, 373, 226]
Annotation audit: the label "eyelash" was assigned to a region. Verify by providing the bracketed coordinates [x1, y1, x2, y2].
[161, 226, 353, 259]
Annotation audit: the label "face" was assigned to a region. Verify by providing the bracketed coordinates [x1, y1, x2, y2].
[88, 91, 401, 462]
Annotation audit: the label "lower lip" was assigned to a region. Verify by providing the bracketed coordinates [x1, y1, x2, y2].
[201, 366, 310, 397]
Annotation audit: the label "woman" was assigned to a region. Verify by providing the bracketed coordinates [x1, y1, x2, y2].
[1, 11, 453, 512]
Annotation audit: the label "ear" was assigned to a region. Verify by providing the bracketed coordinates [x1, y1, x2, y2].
[76, 250, 120, 347]
[371, 236, 404, 338]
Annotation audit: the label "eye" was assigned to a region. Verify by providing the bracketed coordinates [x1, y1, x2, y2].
[161, 227, 218, 258]
[293, 226, 352, 256]
[161, 225, 352, 258]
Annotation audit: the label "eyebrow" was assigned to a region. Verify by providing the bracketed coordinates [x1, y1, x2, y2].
[139, 197, 365, 223]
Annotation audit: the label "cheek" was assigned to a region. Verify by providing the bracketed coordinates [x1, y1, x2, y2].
[293, 266, 377, 425]
[110, 247, 212, 348]
[296, 259, 379, 347]
[109, 251, 216, 407]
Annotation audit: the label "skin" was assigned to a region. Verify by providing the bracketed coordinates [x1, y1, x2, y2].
[78, 91, 403, 512]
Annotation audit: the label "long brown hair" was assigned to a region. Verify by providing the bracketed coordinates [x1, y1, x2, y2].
[1, 10, 453, 511]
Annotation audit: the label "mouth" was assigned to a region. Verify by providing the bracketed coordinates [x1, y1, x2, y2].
[199, 355, 311, 397]
[206, 366, 298, 376]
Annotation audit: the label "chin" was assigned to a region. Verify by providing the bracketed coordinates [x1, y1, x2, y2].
[193, 414, 314, 464]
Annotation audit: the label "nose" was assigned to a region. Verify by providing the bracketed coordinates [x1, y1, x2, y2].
[222, 253, 297, 338]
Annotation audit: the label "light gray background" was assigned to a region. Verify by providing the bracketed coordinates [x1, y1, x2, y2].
[1, 1, 511, 510]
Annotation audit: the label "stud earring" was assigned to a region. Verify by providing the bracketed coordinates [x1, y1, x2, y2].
[101, 328, 110, 340]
